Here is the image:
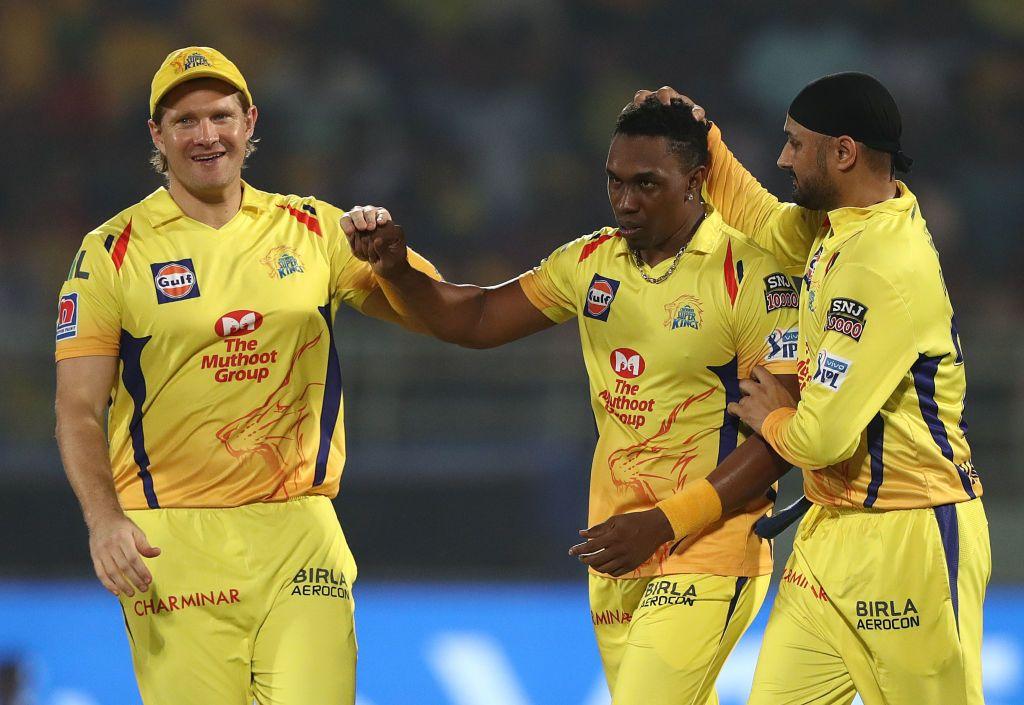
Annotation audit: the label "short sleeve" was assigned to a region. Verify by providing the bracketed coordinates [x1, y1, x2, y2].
[517, 239, 584, 324]
[55, 235, 123, 361]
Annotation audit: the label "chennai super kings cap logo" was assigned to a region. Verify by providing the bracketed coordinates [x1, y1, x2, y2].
[663, 294, 703, 331]
[261, 246, 304, 279]
[171, 51, 213, 75]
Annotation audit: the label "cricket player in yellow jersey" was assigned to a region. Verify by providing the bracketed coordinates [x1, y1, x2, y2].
[343, 100, 802, 704]
[636, 74, 990, 704]
[53, 47, 439, 705]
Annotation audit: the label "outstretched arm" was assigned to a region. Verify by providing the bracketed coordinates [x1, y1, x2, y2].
[341, 210, 556, 348]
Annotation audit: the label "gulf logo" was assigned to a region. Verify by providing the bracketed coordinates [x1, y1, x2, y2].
[150, 259, 201, 304]
[583, 274, 620, 322]
[611, 347, 645, 379]
[215, 310, 264, 337]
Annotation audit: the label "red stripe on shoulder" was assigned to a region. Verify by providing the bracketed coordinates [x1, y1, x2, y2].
[578, 231, 619, 263]
[277, 204, 322, 237]
[824, 251, 840, 275]
[110, 219, 132, 272]
[723, 240, 739, 306]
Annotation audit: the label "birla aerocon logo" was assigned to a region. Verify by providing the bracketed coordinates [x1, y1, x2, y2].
[151, 259, 201, 304]
[584, 274, 620, 322]
[215, 310, 264, 337]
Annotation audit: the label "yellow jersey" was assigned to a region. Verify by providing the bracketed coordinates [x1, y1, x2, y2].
[56, 183, 435, 510]
[519, 208, 799, 578]
[704, 124, 981, 509]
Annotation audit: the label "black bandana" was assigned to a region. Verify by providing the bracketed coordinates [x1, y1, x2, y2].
[789, 72, 913, 173]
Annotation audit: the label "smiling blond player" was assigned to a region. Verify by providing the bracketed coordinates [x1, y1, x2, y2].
[54, 47, 438, 704]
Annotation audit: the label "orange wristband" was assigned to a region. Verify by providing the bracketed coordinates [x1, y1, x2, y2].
[655, 478, 723, 542]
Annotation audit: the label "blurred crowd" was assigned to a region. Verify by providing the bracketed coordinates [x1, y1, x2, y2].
[0, 0, 1021, 511]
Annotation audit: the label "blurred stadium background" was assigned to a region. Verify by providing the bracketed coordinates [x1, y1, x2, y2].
[1, 1, 1022, 703]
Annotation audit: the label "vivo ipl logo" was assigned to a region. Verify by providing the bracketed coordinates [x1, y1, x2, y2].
[151, 259, 201, 304]
[811, 350, 851, 392]
[766, 328, 799, 361]
[215, 310, 264, 337]
[583, 274, 620, 322]
[611, 347, 645, 379]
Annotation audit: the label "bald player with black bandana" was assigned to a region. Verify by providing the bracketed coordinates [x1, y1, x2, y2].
[634, 73, 990, 705]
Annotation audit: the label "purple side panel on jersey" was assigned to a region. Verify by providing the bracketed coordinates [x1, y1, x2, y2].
[708, 356, 740, 466]
[933, 503, 960, 632]
[864, 413, 885, 508]
[912, 353, 976, 499]
[313, 305, 342, 487]
[119, 331, 159, 509]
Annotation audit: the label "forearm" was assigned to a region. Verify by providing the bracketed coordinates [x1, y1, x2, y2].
[56, 411, 123, 529]
[658, 372, 800, 541]
[707, 435, 792, 513]
[656, 436, 791, 541]
[383, 264, 495, 348]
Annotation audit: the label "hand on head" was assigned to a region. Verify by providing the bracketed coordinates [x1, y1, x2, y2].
[631, 87, 707, 124]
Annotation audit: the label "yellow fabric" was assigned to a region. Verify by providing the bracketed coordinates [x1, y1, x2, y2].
[55, 183, 437, 509]
[518, 208, 798, 578]
[655, 478, 723, 542]
[705, 126, 982, 509]
[705, 123, 825, 277]
[121, 496, 357, 705]
[748, 499, 990, 705]
[150, 46, 252, 117]
[590, 571, 769, 704]
[759, 407, 797, 458]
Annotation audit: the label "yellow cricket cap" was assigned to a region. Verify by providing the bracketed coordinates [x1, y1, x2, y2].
[149, 46, 252, 118]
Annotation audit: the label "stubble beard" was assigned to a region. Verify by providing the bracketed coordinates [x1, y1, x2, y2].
[790, 169, 839, 212]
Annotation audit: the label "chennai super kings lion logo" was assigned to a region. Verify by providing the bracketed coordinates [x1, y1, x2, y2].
[261, 246, 304, 279]
[216, 334, 323, 498]
[606, 386, 716, 574]
[170, 51, 212, 74]
[663, 295, 703, 331]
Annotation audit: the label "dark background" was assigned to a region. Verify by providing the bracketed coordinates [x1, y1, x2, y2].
[1, 0, 1021, 583]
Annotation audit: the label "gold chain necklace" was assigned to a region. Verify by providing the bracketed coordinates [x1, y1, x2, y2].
[631, 246, 685, 284]
[630, 211, 706, 285]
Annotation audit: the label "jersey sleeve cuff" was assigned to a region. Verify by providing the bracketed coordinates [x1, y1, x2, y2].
[760, 406, 800, 467]
[517, 273, 571, 323]
[55, 346, 120, 362]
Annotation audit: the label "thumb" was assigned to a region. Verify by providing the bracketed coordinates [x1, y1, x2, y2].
[134, 528, 161, 558]
[750, 365, 769, 384]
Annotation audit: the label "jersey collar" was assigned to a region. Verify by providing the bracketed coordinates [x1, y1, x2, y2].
[141, 180, 266, 228]
[611, 205, 726, 258]
[685, 206, 725, 255]
[824, 181, 917, 245]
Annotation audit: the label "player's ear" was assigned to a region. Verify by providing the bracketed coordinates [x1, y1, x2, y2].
[244, 104, 258, 140]
[687, 164, 708, 195]
[148, 118, 164, 153]
[835, 135, 857, 173]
